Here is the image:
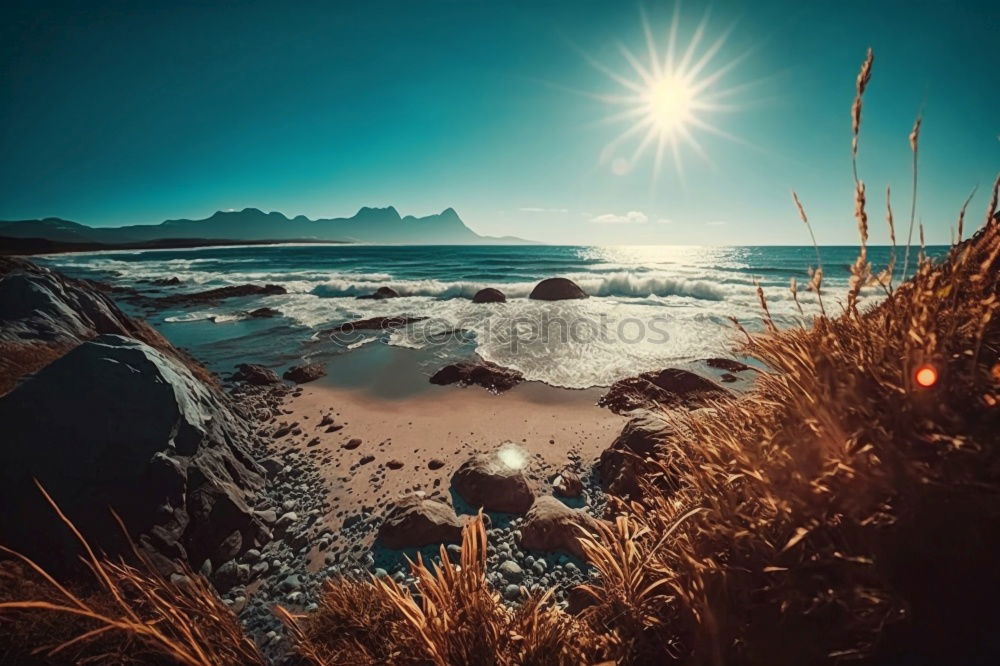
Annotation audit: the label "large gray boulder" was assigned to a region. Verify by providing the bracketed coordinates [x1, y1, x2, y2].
[0, 334, 266, 575]
[451, 452, 535, 513]
[0, 257, 212, 396]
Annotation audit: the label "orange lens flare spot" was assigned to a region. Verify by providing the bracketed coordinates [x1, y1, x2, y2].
[915, 365, 938, 388]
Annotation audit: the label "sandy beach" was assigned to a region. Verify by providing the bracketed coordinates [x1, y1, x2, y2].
[269, 375, 626, 560]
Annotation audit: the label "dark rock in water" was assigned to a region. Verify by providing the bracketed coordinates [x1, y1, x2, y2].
[328, 315, 427, 333]
[598, 410, 673, 501]
[518, 496, 602, 559]
[149, 277, 182, 287]
[357, 286, 400, 300]
[598, 368, 732, 414]
[0, 257, 216, 395]
[283, 362, 326, 384]
[378, 495, 463, 549]
[704, 357, 752, 372]
[719, 372, 738, 383]
[0, 334, 266, 575]
[552, 469, 584, 498]
[528, 277, 588, 301]
[156, 283, 286, 307]
[451, 452, 535, 513]
[247, 307, 280, 318]
[472, 287, 506, 303]
[429, 359, 523, 393]
[231, 363, 281, 385]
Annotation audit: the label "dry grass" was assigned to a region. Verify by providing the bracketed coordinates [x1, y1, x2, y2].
[279, 514, 608, 665]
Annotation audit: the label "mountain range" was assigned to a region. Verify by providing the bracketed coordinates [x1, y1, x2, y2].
[0, 207, 534, 245]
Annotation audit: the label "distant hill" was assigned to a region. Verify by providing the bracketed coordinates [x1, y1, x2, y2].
[0, 207, 536, 246]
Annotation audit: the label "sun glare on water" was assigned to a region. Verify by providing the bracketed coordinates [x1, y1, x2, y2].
[591, 6, 749, 180]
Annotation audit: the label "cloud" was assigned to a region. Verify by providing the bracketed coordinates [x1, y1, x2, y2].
[590, 211, 649, 224]
[520, 207, 569, 213]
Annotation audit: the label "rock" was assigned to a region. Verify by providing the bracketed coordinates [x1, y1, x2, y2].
[247, 307, 280, 318]
[156, 284, 286, 307]
[428, 459, 445, 470]
[504, 584, 522, 601]
[0, 334, 265, 576]
[327, 315, 427, 333]
[451, 452, 535, 513]
[377, 495, 463, 549]
[598, 368, 732, 414]
[283, 362, 326, 384]
[472, 288, 506, 304]
[518, 496, 602, 560]
[704, 357, 751, 372]
[719, 373, 738, 383]
[150, 277, 182, 287]
[359, 455, 375, 465]
[231, 363, 281, 385]
[528, 277, 588, 301]
[279, 574, 302, 592]
[552, 470, 583, 498]
[598, 410, 672, 500]
[357, 286, 400, 300]
[275, 512, 299, 533]
[499, 560, 524, 583]
[343, 438, 362, 450]
[386, 460, 404, 470]
[429, 360, 523, 393]
[0, 257, 216, 395]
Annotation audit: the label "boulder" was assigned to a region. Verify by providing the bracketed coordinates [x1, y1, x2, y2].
[378, 495, 463, 549]
[0, 334, 266, 576]
[429, 359, 523, 393]
[517, 496, 603, 559]
[598, 368, 732, 414]
[598, 410, 672, 500]
[552, 469, 584, 498]
[0, 257, 214, 395]
[528, 278, 588, 301]
[472, 288, 506, 304]
[150, 277, 182, 287]
[357, 286, 400, 300]
[231, 363, 281, 385]
[451, 452, 535, 513]
[283, 362, 326, 383]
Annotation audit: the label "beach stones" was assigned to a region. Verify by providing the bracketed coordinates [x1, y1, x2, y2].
[283, 362, 326, 384]
[472, 287, 506, 303]
[598, 367, 732, 414]
[232, 363, 281, 385]
[451, 452, 535, 513]
[528, 277, 588, 301]
[156, 283, 286, 307]
[377, 495, 463, 549]
[357, 286, 400, 300]
[704, 357, 751, 372]
[429, 359, 523, 393]
[552, 469, 583, 498]
[247, 307, 280, 318]
[517, 496, 602, 559]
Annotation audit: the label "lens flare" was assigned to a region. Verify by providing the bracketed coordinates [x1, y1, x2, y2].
[915, 364, 938, 387]
[497, 443, 528, 470]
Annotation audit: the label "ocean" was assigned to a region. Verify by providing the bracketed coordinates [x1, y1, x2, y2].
[37, 244, 948, 389]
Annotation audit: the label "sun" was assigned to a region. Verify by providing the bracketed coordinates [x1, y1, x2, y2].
[589, 7, 748, 180]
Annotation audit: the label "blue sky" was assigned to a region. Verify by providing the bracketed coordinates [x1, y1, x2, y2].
[1, 0, 996, 244]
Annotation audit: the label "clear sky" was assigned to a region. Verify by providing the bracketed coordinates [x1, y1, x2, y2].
[1, 0, 997, 244]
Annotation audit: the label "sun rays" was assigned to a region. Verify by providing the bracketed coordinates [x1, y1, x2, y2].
[592, 6, 748, 181]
